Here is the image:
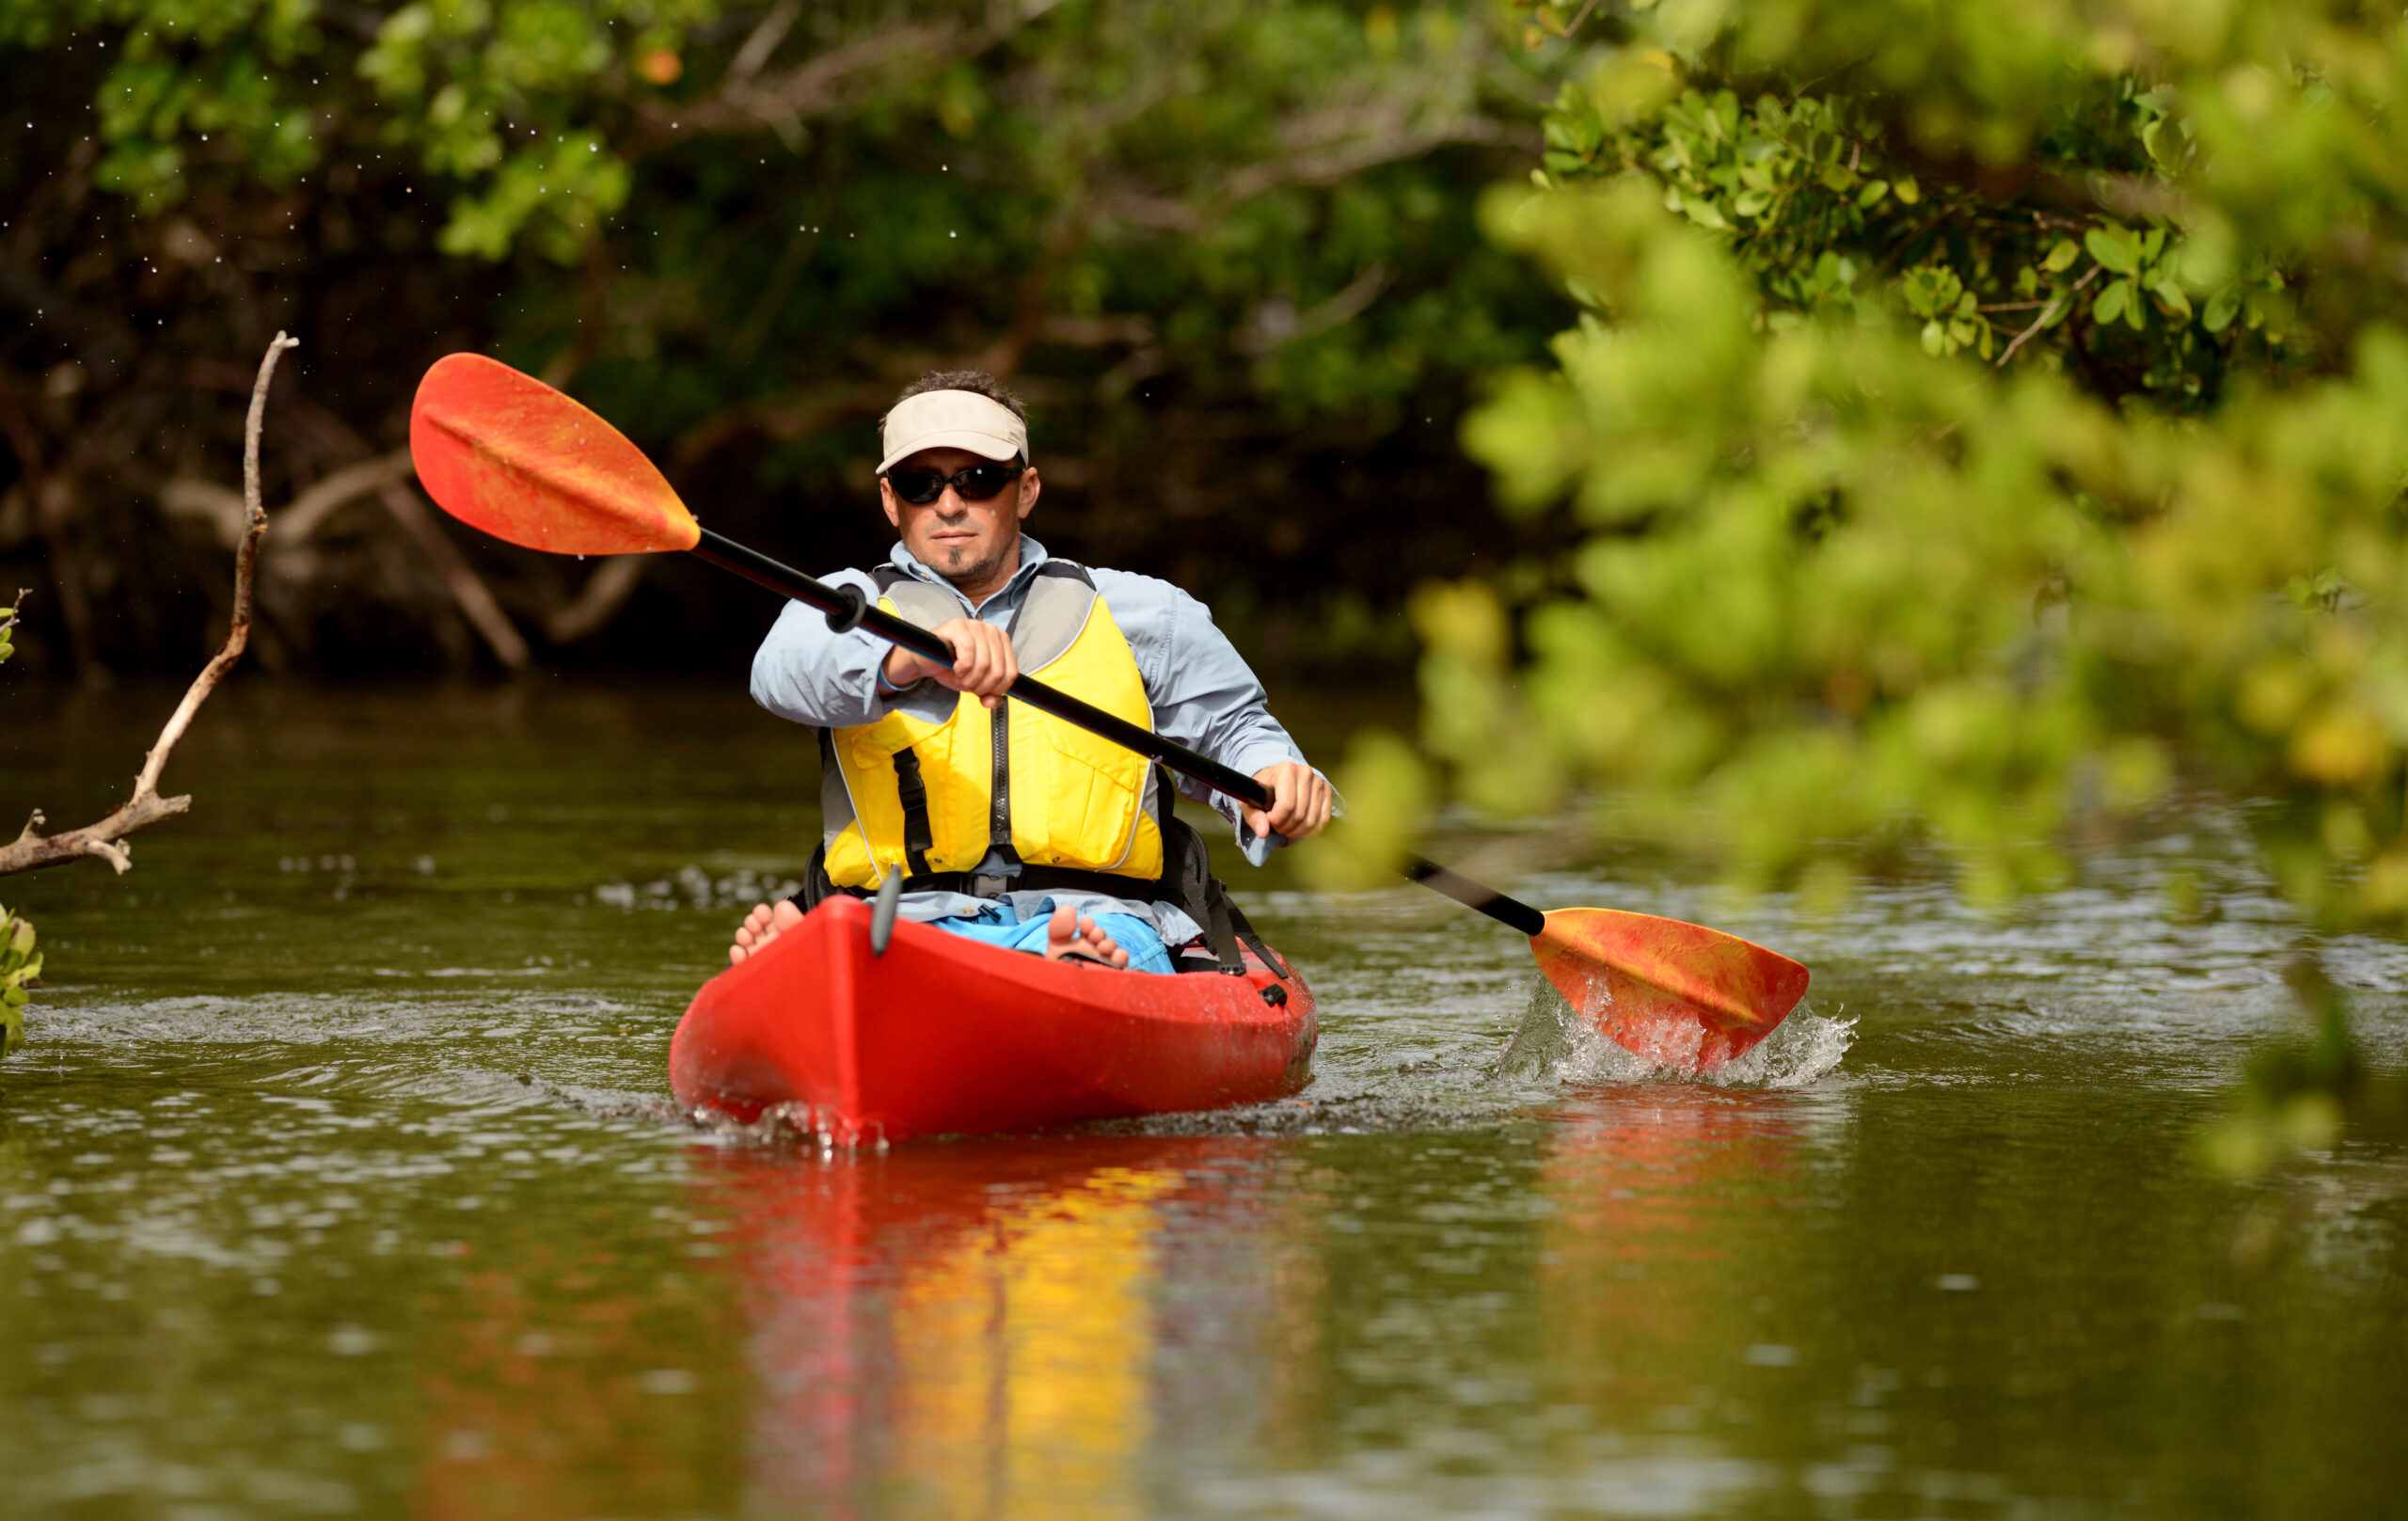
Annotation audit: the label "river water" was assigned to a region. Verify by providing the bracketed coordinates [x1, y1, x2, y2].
[2, 682, 2401, 1518]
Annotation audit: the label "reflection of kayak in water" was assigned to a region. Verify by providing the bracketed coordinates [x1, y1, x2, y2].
[670, 895, 1317, 1143]
[692, 1135, 1288, 1517]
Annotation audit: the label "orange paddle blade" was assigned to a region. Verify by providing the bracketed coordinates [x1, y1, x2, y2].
[1532, 909, 1810, 1073]
[409, 353, 701, 555]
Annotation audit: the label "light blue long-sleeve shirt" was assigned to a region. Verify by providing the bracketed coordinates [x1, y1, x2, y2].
[749, 533, 1321, 942]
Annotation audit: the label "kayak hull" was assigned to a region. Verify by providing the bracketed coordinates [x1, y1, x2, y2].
[669, 895, 1316, 1143]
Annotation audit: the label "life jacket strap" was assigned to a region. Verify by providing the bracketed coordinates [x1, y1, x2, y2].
[894, 863, 1156, 899]
[892, 747, 935, 878]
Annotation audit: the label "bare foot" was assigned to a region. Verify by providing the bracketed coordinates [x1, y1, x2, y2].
[729, 899, 804, 965]
[1043, 903, 1130, 969]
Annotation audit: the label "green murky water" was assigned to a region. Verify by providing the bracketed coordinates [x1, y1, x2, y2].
[3, 682, 2403, 1518]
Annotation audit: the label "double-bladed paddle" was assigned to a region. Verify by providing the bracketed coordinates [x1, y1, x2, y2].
[407, 354, 1810, 1071]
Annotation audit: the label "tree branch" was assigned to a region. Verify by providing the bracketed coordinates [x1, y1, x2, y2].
[0, 333, 298, 879]
[374, 481, 531, 671]
[1995, 265, 2100, 369]
[542, 556, 651, 645]
[159, 448, 413, 549]
[1094, 108, 1531, 234]
[656, 0, 1069, 144]
[177, 360, 532, 667]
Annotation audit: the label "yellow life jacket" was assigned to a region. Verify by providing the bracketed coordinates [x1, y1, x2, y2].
[819, 562, 1164, 892]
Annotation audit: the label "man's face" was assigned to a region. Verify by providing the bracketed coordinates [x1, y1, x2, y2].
[879, 445, 1040, 594]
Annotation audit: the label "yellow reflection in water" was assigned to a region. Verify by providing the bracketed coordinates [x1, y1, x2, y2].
[886, 1165, 1183, 1520]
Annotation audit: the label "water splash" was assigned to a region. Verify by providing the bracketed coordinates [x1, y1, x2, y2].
[688, 1099, 892, 1155]
[1495, 975, 1853, 1090]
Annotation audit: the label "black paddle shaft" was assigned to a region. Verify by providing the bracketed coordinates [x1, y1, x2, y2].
[689, 528, 1548, 938]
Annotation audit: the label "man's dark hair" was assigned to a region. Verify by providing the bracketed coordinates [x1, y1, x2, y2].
[892, 369, 1027, 420]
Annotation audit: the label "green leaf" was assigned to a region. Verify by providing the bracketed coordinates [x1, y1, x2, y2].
[2042, 239, 2080, 274]
[2141, 119, 2169, 168]
[2094, 278, 2131, 325]
[2204, 284, 2242, 333]
[1893, 174, 1920, 205]
[2085, 227, 2138, 276]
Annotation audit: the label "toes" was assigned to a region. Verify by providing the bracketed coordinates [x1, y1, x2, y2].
[730, 899, 798, 968]
[1072, 917, 1129, 969]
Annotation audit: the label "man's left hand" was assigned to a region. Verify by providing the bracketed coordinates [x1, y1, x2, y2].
[1243, 762, 1335, 842]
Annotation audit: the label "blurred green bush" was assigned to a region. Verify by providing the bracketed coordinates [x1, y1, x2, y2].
[1425, 0, 2408, 948]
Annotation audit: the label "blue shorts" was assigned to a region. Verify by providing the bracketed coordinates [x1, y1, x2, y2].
[930, 899, 1175, 975]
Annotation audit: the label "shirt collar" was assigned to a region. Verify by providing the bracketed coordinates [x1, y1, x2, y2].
[887, 533, 1051, 610]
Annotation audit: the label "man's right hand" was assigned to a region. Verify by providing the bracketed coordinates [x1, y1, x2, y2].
[883, 618, 1018, 708]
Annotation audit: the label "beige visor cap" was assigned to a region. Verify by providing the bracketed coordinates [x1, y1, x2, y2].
[879, 389, 1029, 473]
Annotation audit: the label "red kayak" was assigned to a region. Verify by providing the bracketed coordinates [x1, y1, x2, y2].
[669, 895, 1316, 1144]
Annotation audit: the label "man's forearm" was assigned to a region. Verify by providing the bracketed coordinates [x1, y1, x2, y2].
[751, 597, 950, 728]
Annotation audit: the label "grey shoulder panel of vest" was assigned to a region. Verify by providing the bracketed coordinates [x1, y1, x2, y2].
[1011, 564, 1101, 672]
[880, 576, 964, 631]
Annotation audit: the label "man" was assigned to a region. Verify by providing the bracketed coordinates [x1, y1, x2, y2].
[728, 370, 1335, 971]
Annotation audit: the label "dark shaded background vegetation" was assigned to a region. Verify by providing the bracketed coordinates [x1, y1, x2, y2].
[0, 0, 1571, 683]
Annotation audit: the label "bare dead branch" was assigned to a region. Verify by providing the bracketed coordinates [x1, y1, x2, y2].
[1096, 112, 1532, 234]
[658, 22, 968, 138]
[158, 448, 413, 550]
[1235, 263, 1392, 357]
[0, 333, 298, 879]
[174, 356, 531, 668]
[543, 556, 651, 645]
[726, 0, 801, 86]
[374, 481, 532, 671]
[1034, 313, 1157, 347]
[662, 0, 1068, 142]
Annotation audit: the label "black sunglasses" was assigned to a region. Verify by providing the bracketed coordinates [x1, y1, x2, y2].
[883, 462, 1025, 505]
